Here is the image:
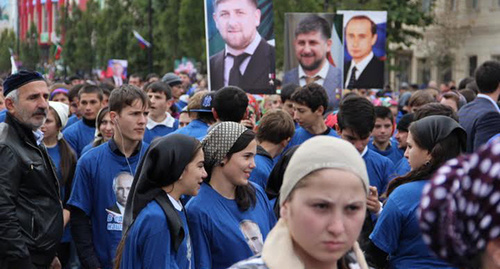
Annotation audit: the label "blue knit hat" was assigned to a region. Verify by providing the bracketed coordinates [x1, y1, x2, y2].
[3, 71, 45, 96]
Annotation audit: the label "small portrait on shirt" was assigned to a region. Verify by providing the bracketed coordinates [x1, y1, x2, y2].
[339, 10, 387, 90]
[106, 171, 133, 216]
[205, 0, 276, 94]
[282, 13, 345, 112]
[239, 220, 264, 254]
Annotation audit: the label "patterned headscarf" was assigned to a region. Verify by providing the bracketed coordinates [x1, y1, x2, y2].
[419, 138, 500, 268]
[202, 121, 248, 169]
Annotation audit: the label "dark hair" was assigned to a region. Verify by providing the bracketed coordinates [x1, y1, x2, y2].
[475, 60, 500, 94]
[280, 83, 300, 103]
[337, 96, 375, 139]
[465, 80, 479, 94]
[214, 0, 257, 9]
[414, 103, 458, 122]
[256, 110, 295, 144]
[109, 85, 149, 115]
[458, 88, 477, 103]
[441, 92, 461, 110]
[68, 84, 84, 102]
[458, 77, 474, 90]
[385, 124, 464, 197]
[145, 81, 172, 100]
[213, 86, 248, 122]
[374, 106, 393, 122]
[290, 83, 329, 114]
[78, 84, 104, 101]
[346, 15, 377, 36]
[295, 15, 331, 40]
[92, 107, 111, 147]
[99, 82, 115, 93]
[145, 73, 159, 82]
[129, 73, 142, 81]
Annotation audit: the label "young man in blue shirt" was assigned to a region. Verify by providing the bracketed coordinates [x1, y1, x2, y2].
[171, 91, 216, 141]
[368, 106, 404, 164]
[288, 83, 338, 147]
[393, 113, 414, 178]
[143, 81, 178, 143]
[63, 84, 103, 157]
[68, 85, 149, 269]
[250, 110, 295, 189]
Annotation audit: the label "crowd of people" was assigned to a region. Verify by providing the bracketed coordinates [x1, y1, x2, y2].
[1, 59, 500, 269]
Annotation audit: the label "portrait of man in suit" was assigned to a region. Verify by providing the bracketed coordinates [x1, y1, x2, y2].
[344, 15, 384, 89]
[209, 0, 275, 94]
[283, 14, 343, 112]
[106, 171, 133, 216]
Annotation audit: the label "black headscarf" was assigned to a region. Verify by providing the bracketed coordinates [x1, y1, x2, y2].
[123, 134, 200, 250]
[410, 115, 466, 152]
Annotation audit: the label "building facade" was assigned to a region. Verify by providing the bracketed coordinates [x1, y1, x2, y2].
[392, 0, 500, 89]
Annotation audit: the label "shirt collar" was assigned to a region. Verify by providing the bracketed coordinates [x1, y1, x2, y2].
[225, 33, 262, 57]
[298, 60, 330, 80]
[33, 129, 44, 146]
[360, 145, 368, 157]
[147, 112, 176, 129]
[477, 94, 500, 113]
[167, 193, 183, 211]
[108, 138, 143, 157]
[351, 51, 374, 73]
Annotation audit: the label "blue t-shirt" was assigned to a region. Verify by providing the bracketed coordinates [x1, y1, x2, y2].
[370, 180, 456, 269]
[393, 157, 411, 179]
[363, 148, 395, 195]
[170, 119, 210, 141]
[287, 126, 339, 148]
[367, 138, 404, 165]
[67, 141, 148, 269]
[46, 144, 72, 243]
[249, 147, 274, 190]
[143, 120, 179, 144]
[65, 114, 79, 130]
[186, 183, 277, 269]
[62, 120, 96, 157]
[121, 198, 193, 269]
[0, 109, 6, 122]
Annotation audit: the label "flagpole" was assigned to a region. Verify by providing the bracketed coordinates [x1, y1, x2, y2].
[148, 0, 153, 74]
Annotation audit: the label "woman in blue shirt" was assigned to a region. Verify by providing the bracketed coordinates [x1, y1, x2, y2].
[186, 122, 276, 269]
[115, 134, 207, 269]
[41, 101, 77, 268]
[368, 115, 466, 268]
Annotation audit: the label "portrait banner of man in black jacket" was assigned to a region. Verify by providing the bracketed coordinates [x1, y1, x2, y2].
[0, 71, 63, 269]
[341, 11, 387, 90]
[206, 0, 276, 94]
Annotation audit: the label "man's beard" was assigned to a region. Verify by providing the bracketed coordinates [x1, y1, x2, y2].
[299, 57, 324, 72]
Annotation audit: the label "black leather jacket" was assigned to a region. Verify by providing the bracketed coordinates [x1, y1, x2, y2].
[0, 113, 63, 268]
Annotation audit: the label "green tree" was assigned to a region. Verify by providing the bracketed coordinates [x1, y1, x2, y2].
[0, 29, 17, 74]
[178, 0, 206, 70]
[19, 22, 41, 70]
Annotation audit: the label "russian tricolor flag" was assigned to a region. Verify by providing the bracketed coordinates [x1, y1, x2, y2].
[133, 30, 151, 49]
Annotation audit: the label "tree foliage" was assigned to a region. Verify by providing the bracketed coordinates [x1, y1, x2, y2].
[19, 23, 41, 70]
[0, 29, 16, 74]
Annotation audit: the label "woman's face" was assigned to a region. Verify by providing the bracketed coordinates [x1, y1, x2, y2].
[51, 93, 70, 106]
[281, 169, 367, 266]
[177, 149, 207, 196]
[405, 131, 431, 170]
[41, 109, 60, 141]
[99, 113, 114, 141]
[221, 139, 257, 186]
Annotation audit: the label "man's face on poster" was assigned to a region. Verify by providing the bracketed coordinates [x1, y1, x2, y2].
[240, 220, 264, 254]
[213, 0, 261, 51]
[345, 18, 378, 63]
[113, 62, 124, 77]
[114, 172, 133, 207]
[294, 30, 332, 72]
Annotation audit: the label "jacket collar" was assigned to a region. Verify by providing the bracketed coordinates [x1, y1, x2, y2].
[5, 112, 38, 146]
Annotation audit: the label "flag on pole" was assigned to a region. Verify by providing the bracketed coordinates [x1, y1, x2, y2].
[54, 43, 62, 60]
[8, 48, 18, 74]
[133, 30, 151, 49]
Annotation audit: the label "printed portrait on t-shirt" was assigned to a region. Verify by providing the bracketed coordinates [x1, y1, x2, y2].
[239, 220, 264, 254]
[106, 171, 133, 231]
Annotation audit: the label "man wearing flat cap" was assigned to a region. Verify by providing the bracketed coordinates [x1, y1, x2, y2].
[0, 71, 63, 268]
